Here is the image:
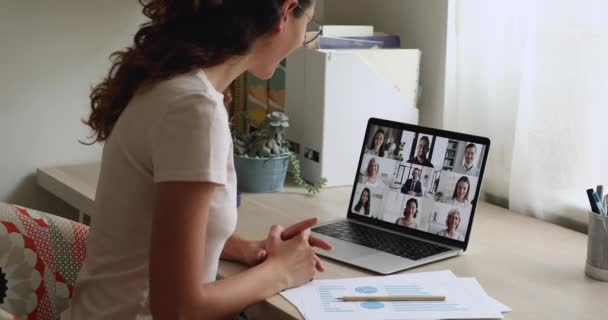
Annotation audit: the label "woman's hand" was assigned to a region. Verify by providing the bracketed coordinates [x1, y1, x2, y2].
[240, 217, 333, 270]
[239, 240, 267, 266]
[263, 225, 318, 289]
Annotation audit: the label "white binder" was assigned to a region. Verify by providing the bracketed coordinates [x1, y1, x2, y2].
[286, 48, 421, 186]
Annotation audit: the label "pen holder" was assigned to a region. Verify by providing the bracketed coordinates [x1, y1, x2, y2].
[585, 212, 608, 281]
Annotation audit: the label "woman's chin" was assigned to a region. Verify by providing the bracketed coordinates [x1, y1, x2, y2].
[248, 65, 278, 80]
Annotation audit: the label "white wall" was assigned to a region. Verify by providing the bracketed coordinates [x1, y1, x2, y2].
[324, 0, 449, 128]
[315, 0, 326, 22]
[0, 0, 143, 217]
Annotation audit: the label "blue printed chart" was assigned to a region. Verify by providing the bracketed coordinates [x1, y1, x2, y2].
[360, 301, 385, 310]
[297, 275, 503, 320]
[281, 271, 507, 320]
[316, 283, 464, 315]
[355, 286, 378, 294]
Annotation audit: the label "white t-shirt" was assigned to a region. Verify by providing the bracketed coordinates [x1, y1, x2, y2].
[364, 148, 382, 157]
[61, 70, 238, 319]
[453, 161, 480, 176]
[359, 175, 382, 188]
[445, 197, 472, 209]
[436, 229, 465, 241]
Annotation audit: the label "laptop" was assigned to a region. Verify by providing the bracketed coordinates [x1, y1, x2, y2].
[312, 118, 491, 274]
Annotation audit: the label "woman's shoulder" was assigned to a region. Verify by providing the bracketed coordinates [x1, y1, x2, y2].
[138, 71, 225, 112]
[365, 149, 380, 156]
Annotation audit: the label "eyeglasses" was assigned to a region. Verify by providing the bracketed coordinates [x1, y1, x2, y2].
[297, 5, 323, 45]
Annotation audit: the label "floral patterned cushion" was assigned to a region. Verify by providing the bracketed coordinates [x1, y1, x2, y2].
[0, 203, 88, 320]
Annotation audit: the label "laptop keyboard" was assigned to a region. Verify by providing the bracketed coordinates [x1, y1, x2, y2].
[312, 220, 452, 261]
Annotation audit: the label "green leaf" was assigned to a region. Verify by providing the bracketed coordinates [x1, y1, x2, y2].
[288, 153, 327, 195]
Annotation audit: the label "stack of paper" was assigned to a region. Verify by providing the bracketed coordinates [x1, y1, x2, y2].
[321, 25, 375, 38]
[280, 270, 511, 320]
[305, 25, 402, 50]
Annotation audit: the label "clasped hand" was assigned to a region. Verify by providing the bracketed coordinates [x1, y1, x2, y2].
[243, 217, 332, 277]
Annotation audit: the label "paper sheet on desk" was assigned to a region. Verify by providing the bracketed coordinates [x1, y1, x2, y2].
[280, 270, 510, 320]
[281, 270, 456, 319]
[458, 278, 512, 314]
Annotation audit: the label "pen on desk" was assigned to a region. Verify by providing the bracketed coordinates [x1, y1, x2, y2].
[597, 185, 604, 202]
[338, 295, 446, 302]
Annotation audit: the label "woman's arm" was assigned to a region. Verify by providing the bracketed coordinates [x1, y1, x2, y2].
[149, 181, 317, 320]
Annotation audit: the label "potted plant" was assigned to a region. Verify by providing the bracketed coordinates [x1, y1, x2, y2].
[233, 112, 327, 194]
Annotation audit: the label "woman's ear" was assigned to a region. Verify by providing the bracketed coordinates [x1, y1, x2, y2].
[282, 0, 300, 13]
[277, 0, 299, 32]
[277, 14, 287, 32]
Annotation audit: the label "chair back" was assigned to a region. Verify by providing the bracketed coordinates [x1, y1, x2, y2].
[0, 203, 88, 319]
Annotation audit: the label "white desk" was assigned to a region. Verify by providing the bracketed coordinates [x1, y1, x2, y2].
[37, 163, 608, 319]
[37, 163, 100, 222]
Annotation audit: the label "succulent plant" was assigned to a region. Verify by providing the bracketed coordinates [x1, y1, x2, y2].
[233, 112, 290, 158]
[233, 112, 327, 195]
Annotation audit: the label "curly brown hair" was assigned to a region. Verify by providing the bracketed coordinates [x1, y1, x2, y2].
[84, 0, 312, 143]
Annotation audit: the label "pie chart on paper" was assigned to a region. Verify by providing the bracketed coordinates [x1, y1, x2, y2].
[361, 301, 385, 309]
[355, 286, 378, 294]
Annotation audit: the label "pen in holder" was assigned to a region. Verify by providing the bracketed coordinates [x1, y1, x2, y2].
[585, 211, 608, 281]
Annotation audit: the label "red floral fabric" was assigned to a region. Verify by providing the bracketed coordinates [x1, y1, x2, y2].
[0, 204, 88, 320]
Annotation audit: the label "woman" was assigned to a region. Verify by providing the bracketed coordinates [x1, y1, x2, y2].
[353, 188, 371, 216]
[395, 198, 418, 229]
[62, 1, 331, 319]
[446, 176, 471, 208]
[436, 209, 465, 241]
[360, 157, 380, 186]
[365, 129, 385, 157]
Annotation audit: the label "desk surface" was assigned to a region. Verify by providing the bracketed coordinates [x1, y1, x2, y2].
[37, 163, 608, 319]
[37, 163, 100, 215]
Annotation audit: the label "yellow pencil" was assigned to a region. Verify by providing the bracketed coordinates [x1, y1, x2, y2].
[338, 295, 446, 302]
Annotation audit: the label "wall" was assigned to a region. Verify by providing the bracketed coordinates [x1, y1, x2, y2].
[315, 0, 326, 22]
[0, 0, 143, 217]
[324, 0, 449, 128]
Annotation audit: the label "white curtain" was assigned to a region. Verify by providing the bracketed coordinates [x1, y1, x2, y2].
[445, 0, 608, 232]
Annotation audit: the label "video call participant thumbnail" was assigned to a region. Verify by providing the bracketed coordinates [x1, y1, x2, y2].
[395, 198, 419, 229]
[408, 136, 434, 168]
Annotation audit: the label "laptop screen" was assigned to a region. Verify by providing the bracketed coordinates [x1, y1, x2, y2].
[348, 118, 490, 248]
